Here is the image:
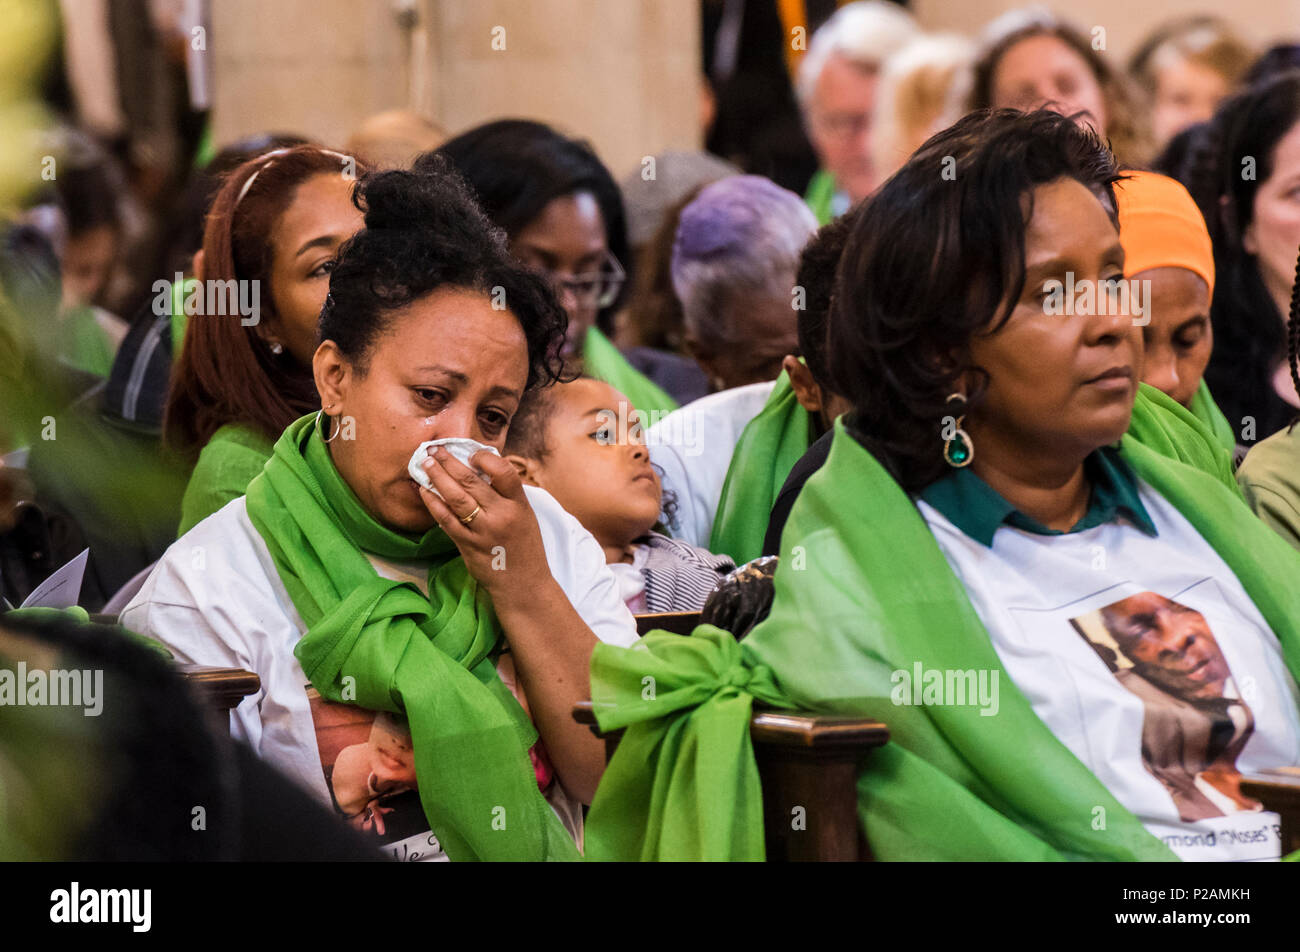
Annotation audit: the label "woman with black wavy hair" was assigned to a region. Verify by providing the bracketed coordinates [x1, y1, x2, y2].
[432, 119, 679, 417]
[583, 110, 1300, 862]
[1186, 72, 1300, 447]
[122, 157, 639, 862]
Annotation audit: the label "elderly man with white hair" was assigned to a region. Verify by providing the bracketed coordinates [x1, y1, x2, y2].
[798, 0, 919, 224]
[646, 174, 817, 549]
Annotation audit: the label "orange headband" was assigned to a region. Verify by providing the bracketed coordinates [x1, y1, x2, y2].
[1114, 170, 1215, 301]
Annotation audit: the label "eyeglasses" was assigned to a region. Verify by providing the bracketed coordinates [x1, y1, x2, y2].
[810, 110, 873, 142]
[539, 250, 626, 310]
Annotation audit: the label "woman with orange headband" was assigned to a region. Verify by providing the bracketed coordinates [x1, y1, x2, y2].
[1114, 170, 1235, 456]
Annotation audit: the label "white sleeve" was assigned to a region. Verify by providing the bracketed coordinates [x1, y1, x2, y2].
[117, 518, 292, 754]
[525, 486, 640, 648]
[648, 421, 712, 548]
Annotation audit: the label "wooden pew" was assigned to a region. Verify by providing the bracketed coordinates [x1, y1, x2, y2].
[1240, 769, 1300, 856]
[177, 665, 262, 716]
[634, 611, 702, 637]
[88, 612, 261, 717]
[573, 700, 888, 861]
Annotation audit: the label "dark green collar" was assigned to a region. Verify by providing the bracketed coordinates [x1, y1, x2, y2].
[917, 446, 1158, 547]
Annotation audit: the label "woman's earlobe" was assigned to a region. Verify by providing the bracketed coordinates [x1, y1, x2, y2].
[783, 355, 824, 415]
[312, 340, 349, 408]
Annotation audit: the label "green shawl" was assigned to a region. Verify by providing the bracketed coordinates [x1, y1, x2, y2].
[1188, 379, 1238, 458]
[709, 371, 811, 564]
[582, 326, 678, 419]
[244, 414, 579, 861]
[178, 423, 276, 536]
[586, 418, 1300, 860]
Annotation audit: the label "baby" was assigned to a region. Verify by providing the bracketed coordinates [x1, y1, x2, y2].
[504, 376, 734, 612]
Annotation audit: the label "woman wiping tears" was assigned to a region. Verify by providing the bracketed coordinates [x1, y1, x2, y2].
[122, 158, 639, 862]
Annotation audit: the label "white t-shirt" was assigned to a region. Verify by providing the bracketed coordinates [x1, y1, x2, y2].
[121, 486, 639, 861]
[918, 482, 1300, 861]
[646, 381, 776, 548]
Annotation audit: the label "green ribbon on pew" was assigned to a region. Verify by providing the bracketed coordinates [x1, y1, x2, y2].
[586, 416, 1300, 861]
[709, 370, 811, 565]
[246, 413, 578, 862]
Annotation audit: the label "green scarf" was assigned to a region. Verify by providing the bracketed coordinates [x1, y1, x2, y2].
[1128, 383, 1240, 496]
[709, 371, 811, 564]
[59, 305, 116, 379]
[178, 423, 276, 536]
[803, 168, 838, 226]
[244, 414, 579, 861]
[170, 278, 195, 356]
[1188, 379, 1238, 458]
[586, 417, 1300, 860]
[582, 326, 678, 419]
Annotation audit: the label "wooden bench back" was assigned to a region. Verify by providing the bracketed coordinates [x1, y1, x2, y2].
[573, 700, 887, 861]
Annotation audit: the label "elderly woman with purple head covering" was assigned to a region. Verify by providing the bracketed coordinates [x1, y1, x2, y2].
[645, 175, 818, 550]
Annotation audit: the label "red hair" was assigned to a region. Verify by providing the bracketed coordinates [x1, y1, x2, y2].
[164, 146, 364, 456]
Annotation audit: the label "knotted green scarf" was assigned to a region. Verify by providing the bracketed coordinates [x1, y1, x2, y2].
[245, 414, 579, 861]
[709, 371, 811, 564]
[582, 326, 678, 419]
[586, 417, 1300, 860]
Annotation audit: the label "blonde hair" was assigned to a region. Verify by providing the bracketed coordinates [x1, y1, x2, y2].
[872, 34, 976, 183]
[1129, 16, 1256, 95]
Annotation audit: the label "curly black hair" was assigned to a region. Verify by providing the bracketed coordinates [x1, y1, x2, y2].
[319, 154, 567, 391]
[828, 109, 1122, 494]
[794, 211, 855, 391]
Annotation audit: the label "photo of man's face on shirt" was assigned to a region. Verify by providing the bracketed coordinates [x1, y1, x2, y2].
[1070, 591, 1263, 822]
[306, 687, 442, 859]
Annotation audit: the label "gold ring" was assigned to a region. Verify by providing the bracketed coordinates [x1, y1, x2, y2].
[458, 505, 482, 526]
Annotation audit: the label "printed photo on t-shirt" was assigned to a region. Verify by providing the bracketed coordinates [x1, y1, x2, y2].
[305, 686, 444, 861]
[1069, 591, 1262, 822]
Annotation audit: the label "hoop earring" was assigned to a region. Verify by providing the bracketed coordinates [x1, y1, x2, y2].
[315, 406, 341, 443]
[942, 393, 973, 468]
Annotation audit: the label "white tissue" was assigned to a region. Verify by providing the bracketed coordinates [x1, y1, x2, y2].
[407, 438, 500, 497]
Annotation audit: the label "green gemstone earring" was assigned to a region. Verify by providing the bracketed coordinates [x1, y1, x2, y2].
[943, 393, 974, 468]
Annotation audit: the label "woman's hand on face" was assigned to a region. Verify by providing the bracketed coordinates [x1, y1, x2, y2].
[417, 448, 554, 603]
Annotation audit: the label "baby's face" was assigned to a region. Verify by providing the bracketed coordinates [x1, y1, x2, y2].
[523, 378, 662, 552]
